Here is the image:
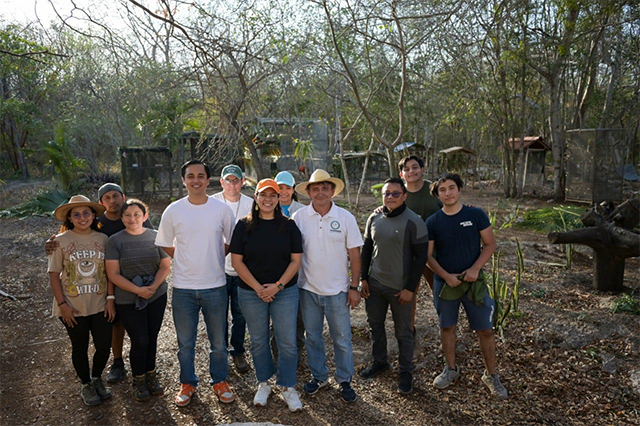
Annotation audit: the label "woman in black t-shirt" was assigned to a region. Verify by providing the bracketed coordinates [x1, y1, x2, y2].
[230, 179, 304, 412]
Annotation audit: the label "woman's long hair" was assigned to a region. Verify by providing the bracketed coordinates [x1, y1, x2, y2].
[60, 207, 101, 233]
[244, 198, 288, 234]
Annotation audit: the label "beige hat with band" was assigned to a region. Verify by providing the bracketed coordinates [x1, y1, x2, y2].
[295, 169, 345, 197]
[53, 195, 106, 222]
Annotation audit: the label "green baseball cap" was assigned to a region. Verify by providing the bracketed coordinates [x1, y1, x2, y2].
[221, 164, 243, 179]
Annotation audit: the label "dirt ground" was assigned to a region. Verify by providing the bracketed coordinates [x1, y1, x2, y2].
[1, 181, 639, 426]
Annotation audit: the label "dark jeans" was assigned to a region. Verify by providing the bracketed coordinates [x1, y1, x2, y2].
[364, 278, 414, 374]
[117, 293, 167, 376]
[225, 274, 246, 356]
[61, 312, 113, 384]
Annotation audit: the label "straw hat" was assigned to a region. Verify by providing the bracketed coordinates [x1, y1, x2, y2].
[53, 195, 106, 222]
[295, 169, 344, 197]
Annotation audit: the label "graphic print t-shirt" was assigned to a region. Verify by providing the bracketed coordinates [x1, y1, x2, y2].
[48, 230, 109, 317]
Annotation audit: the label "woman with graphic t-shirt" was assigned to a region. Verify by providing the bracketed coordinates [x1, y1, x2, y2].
[48, 195, 116, 407]
[105, 199, 171, 402]
[229, 179, 304, 412]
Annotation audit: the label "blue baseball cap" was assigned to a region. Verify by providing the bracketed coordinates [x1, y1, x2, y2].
[275, 171, 295, 187]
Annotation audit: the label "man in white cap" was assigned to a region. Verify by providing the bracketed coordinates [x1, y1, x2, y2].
[212, 164, 253, 374]
[292, 169, 363, 403]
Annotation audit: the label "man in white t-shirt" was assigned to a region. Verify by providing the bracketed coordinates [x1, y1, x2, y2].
[292, 169, 363, 403]
[212, 164, 253, 374]
[155, 160, 236, 407]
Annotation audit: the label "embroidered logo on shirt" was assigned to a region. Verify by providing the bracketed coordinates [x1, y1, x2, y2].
[460, 221, 473, 227]
[330, 220, 341, 232]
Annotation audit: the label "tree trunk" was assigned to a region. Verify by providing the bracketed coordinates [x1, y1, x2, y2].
[593, 251, 625, 292]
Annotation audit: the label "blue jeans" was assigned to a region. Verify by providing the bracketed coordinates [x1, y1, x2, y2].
[225, 274, 246, 356]
[300, 289, 354, 384]
[172, 287, 229, 386]
[238, 285, 299, 387]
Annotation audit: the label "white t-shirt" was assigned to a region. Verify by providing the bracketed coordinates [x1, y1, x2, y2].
[212, 191, 254, 276]
[155, 196, 234, 289]
[293, 202, 364, 296]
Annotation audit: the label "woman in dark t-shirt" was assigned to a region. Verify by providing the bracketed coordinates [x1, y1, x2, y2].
[105, 199, 171, 402]
[230, 178, 304, 412]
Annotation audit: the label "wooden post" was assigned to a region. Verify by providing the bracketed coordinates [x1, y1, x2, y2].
[593, 252, 626, 292]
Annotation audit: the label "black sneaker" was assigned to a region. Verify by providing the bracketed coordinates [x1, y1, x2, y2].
[398, 372, 413, 394]
[232, 354, 250, 374]
[303, 377, 328, 395]
[340, 381, 357, 403]
[145, 369, 164, 396]
[91, 377, 112, 400]
[106, 360, 126, 383]
[359, 361, 390, 379]
[80, 382, 101, 406]
[132, 374, 151, 402]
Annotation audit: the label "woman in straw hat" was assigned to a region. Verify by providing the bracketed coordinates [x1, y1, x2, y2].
[48, 195, 116, 407]
[229, 179, 304, 412]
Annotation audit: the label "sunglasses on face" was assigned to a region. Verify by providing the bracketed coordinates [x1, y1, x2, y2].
[383, 192, 403, 198]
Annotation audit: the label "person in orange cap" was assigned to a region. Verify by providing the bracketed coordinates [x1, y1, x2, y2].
[229, 178, 304, 412]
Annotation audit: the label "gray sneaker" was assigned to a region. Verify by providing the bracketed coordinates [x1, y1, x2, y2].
[91, 377, 112, 400]
[80, 382, 101, 406]
[482, 371, 509, 400]
[433, 365, 460, 389]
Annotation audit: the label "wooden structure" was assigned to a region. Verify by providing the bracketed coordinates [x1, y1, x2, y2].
[548, 198, 640, 292]
[438, 146, 478, 187]
[508, 136, 551, 189]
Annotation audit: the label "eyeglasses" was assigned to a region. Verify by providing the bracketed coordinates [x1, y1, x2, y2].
[383, 192, 403, 198]
[71, 210, 93, 220]
[223, 178, 242, 185]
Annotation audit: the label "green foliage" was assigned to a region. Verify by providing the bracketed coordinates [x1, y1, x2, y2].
[610, 293, 639, 315]
[489, 238, 523, 339]
[293, 138, 315, 163]
[0, 186, 72, 218]
[42, 124, 86, 191]
[518, 205, 585, 268]
[370, 183, 384, 197]
[517, 206, 585, 233]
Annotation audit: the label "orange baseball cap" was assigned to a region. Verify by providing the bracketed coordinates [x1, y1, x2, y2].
[255, 178, 280, 194]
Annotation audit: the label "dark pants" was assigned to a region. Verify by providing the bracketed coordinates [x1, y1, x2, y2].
[225, 274, 246, 356]
[62, 312, 113, 384]
[364, 278, 414, 374]
[117, 293, 167, 376]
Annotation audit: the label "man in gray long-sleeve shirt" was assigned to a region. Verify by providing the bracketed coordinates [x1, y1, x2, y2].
[359, 177, 429, 395]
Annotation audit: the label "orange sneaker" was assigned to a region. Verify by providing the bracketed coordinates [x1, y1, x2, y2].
[213, 381, 235, 403]
[175, 383, 196, 407]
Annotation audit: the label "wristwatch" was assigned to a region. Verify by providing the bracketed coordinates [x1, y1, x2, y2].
[349, 285, 362, 293]
[276, 281, 285, 291]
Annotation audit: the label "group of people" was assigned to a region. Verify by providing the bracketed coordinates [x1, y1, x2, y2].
[46, 154, 509, 413]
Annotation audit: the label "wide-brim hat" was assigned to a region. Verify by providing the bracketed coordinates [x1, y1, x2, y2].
[53, 195, 106, 222]
[295, 169, 344, 197]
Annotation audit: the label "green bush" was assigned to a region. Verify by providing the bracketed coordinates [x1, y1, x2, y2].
[611, 293, 639, 315]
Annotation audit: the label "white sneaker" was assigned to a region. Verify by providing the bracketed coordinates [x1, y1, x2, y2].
[253, 382, 271, 407]
[281, 387, 303, 412]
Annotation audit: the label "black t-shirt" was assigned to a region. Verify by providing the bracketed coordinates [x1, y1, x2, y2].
[229, 217, 303, 291]
[96, 215, 154, 237]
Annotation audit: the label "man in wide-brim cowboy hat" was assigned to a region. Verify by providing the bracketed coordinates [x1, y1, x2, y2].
[291, 169, 363, 403]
